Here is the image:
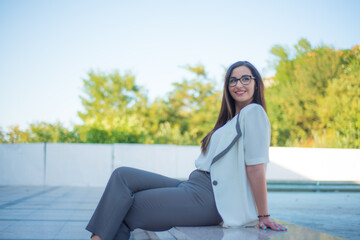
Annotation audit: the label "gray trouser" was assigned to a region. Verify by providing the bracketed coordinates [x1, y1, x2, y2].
[86, 167, 222, 240]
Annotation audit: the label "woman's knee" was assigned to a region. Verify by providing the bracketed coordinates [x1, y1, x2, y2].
[108, 167, 133, 187]
[113, 166, 130, 174]
[111, 167, 133, 178]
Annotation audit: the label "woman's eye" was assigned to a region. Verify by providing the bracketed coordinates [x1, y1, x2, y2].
[242, 77, 250, 81]
[230, 79, 237, 83]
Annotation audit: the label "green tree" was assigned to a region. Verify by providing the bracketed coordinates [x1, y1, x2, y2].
[314, 50, 360, 148]
[157, 64, 222, 145]
[77, 70, 148, 143]
[0, 64, 222, 145]
[0, 128, 7, 143]
[5, 126, 31, 143]
[29, 122, 80, 143]
[1, 122, 79, 143]
[266, 39, 359, 148]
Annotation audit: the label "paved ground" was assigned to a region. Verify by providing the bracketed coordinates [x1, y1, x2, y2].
[0, 186, 359, 240]
[268, 192, 360, 240]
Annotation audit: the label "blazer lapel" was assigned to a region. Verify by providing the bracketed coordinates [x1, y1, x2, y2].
[211, 114, 242, 165]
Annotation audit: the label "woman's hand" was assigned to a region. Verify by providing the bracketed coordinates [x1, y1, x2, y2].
[258, 217, 287, 231]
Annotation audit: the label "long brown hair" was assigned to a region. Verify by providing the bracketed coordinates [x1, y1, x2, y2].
[200, 61, 267, 154]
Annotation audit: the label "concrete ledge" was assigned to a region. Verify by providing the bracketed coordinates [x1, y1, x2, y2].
[267, 181, 360, 192]
[1, 144, 360, 186]
[133, 219, 344, 240]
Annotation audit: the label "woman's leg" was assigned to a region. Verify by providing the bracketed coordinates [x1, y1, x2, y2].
[113, 170, 222, 240]
[86, 167, 182, 240]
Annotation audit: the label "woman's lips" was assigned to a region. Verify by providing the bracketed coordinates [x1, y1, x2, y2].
[235, 90, 246, 96]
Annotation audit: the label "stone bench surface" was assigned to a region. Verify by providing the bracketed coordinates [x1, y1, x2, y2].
[132, 219, 344, 240]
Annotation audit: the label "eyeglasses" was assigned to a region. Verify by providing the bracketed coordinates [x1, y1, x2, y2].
[228, 75, 255, 87]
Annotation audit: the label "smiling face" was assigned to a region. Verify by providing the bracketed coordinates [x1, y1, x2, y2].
[228, 66, 256, 114]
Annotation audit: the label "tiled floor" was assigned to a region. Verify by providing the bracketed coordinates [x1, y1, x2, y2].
[0, 186, 359, 240]
[0, 186, 92, 240]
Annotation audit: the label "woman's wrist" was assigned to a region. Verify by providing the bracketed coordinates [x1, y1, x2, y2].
[258, 214, 270, 218]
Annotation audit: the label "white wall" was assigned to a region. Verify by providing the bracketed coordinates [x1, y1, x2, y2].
[46, 143, 112, 186]
[0, 143, 359, 186]
[113, 144, 198, 179]
[0, 143, 45, 185]
[268, 147, 360, 181]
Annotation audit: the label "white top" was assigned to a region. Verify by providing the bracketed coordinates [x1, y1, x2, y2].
[195, 103, 269, 171]
[195, 103, 270, 227]
[195, 123, 228, 172]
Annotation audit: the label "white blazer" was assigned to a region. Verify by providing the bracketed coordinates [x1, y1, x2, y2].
[209, 103, 270, 227]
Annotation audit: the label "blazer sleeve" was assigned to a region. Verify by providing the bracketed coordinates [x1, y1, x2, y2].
[243, 105, 271, 165]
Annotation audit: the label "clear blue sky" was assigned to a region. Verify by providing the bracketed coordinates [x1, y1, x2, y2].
[0, 0, 359, 130]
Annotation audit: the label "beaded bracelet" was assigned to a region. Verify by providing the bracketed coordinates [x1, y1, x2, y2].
[258, 214, 270, 218]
